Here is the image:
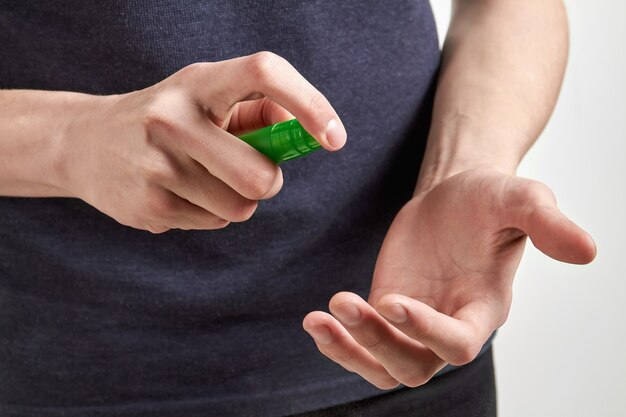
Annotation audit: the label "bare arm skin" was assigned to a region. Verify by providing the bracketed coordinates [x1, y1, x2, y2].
[417, 0, 570, 191]
[0, 52, 347, 233]
[303, 0, 597, 389]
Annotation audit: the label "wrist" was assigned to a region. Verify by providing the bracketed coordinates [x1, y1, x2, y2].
[415, 159, 515, 196]
[55, 92, 117, 198]
[0, 90, 88, 197]
[414, 119, 526, 195]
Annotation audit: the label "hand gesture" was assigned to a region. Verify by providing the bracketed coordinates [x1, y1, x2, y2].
[304, 169, 596, 389]
[60, 52, 346, 232]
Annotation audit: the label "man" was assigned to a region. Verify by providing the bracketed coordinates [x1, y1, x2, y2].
[0, 1, 595, 416]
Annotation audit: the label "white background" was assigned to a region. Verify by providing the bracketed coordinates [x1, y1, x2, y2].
[429, 1, 626, 416]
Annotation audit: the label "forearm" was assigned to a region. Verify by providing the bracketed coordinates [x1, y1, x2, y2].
[416, 0, 569, 193]
[0, 89, 93, 197]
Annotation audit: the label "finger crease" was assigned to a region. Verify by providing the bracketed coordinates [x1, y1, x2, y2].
[363, 337, 383, 349]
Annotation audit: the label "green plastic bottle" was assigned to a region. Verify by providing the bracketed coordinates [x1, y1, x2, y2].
[238, 119, 321, 163]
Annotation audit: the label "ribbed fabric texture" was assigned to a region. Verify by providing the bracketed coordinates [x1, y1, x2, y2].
[0, 2, 486, 416]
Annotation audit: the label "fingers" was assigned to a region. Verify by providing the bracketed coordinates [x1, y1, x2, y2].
[227, 98, 295, 135]
[304, 291, 496, 390]
[131, 52, 346, 232]
[142, 188, 230, 233]
[163, 158, 263, 222]
[183, 124, 284, 201]
[303, 312, 400, 390]
[133, 97, 284, 233]
[166, 199, 230, 231]
[184, 52, 347, 150]
[326, 292, 447, 387]
[376, 294, 496, 366]
[504, 180, 597, 264]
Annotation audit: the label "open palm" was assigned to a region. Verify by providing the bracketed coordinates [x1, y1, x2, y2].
[303, 169, 596, 389]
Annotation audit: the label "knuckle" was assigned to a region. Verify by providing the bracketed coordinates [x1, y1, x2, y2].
[175, 62, 205, 80]
[213, 219, 231, 229]
[224, 197, 258, 223]
[141, 90, 188, 136]
[320, 344, 356, 365]
[497, 308, 510, 328]
[142, 100, 175, 133]
[204, 216, 231, 230]
[360, 334, 382, 349]
[450, 342, 482, 366]
[146, 224, 170, 234]
[525, 181, 556, 204]
[142, 111, 167, 136]
[401, 369, 431, 388]
[246, 51, 284, 83]
[374, 377, 401, 390]
[507, 180, 556, 209]
[417, 315, 435, 339]
[242, 166, 279, 200]
[333, 348, 357, 364]
[233, 199, 258, 222]
[145, 190, 179, 219]
[260, 168, 283, 199]
[141, 152, 181, 184]
[307, 92, 328, 114]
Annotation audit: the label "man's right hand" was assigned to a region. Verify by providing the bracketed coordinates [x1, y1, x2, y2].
[54, 51, 346, 233]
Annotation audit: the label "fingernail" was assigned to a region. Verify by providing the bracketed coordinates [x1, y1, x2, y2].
[305, 325, 333, 345]
[326, 119, 347, 150]
[333, 303, 362, 326]
[381, 303, 408, 324]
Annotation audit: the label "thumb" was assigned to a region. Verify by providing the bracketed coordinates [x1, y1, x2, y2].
[505, 181, 597, 265]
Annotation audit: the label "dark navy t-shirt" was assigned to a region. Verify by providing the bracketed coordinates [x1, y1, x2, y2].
[0, 1, 466, 416]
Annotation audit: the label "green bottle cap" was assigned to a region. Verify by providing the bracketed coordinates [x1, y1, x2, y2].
[238, 119, 321, 163]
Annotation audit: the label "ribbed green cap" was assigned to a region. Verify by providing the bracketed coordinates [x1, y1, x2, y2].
[238, 119, 321, 163]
